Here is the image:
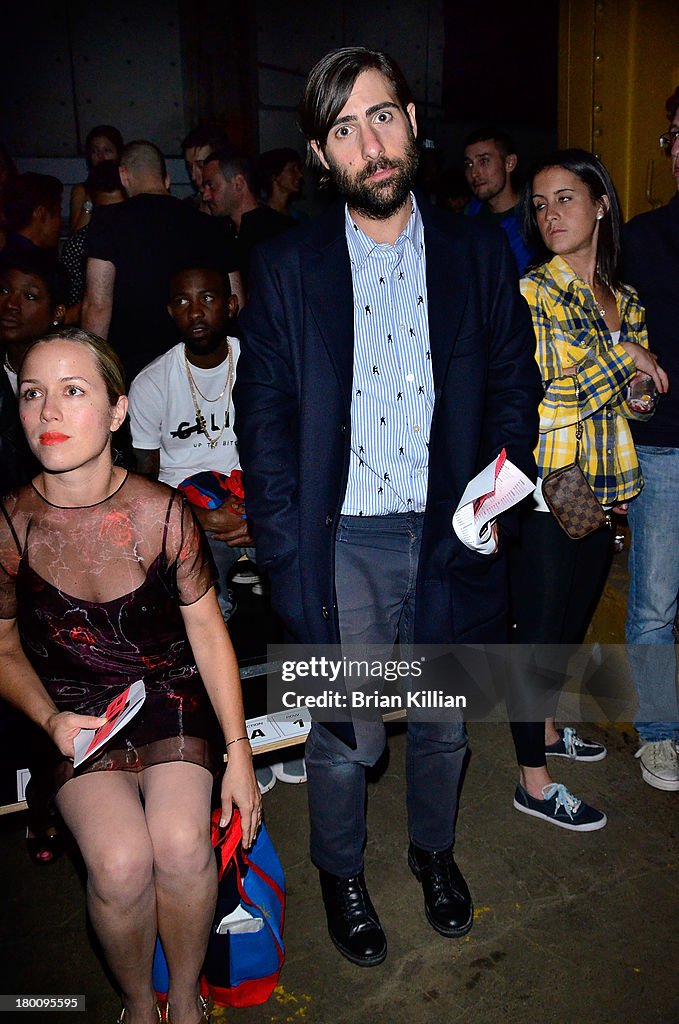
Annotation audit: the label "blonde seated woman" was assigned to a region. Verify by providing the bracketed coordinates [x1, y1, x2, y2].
[0, 327, 260, 1024]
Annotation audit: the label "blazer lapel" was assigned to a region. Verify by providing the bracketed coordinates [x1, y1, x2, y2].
[301, 204, 355, 409]
[299, 201, 474, 410]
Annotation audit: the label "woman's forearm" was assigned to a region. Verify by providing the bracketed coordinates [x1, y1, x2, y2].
[180, 589, 249, 747]
[0, 618, 60, 732]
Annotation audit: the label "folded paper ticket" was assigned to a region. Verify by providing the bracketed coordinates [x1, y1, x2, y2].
[453, 449, 534, 553]
[73, 680, 146, 767]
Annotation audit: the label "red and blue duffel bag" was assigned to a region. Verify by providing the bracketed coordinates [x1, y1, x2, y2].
[153, 807, 285, 1008]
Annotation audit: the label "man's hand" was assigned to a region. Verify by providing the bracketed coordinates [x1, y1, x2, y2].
[194, 497, 254, 546]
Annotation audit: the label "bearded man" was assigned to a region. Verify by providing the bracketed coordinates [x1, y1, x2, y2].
[235, 47, 540, 966]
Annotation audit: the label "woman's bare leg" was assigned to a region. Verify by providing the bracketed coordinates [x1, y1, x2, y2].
[141, 762, 215, 1024]
[57, 771, 157, 1024]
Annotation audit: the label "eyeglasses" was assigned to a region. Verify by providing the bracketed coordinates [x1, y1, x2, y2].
[659, 127, 679, 151]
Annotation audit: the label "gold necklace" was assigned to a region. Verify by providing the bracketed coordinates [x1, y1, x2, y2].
[184, 345, 233, 449]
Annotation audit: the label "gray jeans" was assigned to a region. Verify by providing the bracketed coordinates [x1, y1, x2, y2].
[306, 513, 468, 877]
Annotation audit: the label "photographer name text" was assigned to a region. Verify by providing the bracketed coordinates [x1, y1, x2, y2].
[281, 690, 466, 709]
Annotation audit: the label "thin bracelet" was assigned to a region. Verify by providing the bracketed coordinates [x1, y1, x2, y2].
[226, 735, 249, 749]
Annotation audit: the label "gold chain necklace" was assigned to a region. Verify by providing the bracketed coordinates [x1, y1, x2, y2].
[184, 345, 233, 449]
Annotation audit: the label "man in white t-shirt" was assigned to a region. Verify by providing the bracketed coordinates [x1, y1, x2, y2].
[129, 264, 256, 620]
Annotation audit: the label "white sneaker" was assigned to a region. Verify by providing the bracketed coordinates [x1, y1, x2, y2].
[272, 758, 307, 784]
[255, 764, 277, 794]
[635, 740, 679, 791]
[231, 563, 261, 585]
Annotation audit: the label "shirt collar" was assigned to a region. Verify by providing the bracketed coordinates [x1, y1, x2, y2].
[546, 254, 602, 305]
[546, 254, 628, 316]
[547, 254, 581, 292]
[345, 192, 424, 269]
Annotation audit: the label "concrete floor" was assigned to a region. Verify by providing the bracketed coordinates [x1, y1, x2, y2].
[1, 538, 678, 1024]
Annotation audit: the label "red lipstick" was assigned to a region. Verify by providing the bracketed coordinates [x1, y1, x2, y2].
[39, 432, 69, 445]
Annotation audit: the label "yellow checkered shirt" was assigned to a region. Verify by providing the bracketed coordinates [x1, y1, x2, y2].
[520, 256, 650, 507]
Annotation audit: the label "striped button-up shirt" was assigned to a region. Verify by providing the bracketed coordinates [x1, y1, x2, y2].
[342, 197, 433, 516]
[520, 255, 650, 507]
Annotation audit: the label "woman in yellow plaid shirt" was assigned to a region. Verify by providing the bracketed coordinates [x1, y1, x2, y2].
[508, 150, 668, 832]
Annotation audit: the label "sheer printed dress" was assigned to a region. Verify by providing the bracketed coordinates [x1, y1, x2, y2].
[0, 472, 223, 799]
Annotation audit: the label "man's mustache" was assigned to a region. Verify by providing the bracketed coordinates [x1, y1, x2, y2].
[359, 158, 403, 184]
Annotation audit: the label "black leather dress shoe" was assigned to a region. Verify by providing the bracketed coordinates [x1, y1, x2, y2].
[408, 842, 473, 937]
[318, 869, 387, 966]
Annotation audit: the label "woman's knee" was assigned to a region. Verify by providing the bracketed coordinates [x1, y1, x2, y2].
[87, 842, 154, 905]
[151, 820, 213, 879]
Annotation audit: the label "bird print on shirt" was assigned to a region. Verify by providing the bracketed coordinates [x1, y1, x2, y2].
[344, 205, 431, 516]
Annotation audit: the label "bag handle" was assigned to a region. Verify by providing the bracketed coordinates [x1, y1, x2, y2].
[211, 808, 242, 878]
[237, 837, 285, 958]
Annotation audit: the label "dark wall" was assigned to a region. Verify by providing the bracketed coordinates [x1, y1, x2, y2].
[443, 1, 559, 127]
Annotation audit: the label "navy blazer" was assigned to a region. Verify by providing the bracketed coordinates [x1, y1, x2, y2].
[236, 198, 541, 650]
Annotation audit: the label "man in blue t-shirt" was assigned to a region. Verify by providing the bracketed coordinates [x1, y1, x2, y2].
[463, 127, 533, 275]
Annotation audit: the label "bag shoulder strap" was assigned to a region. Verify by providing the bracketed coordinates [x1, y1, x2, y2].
[573, 371, 583, 462]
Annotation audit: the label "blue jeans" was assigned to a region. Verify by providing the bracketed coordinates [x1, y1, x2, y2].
[205, 534, 256, 621]
[626, 446, 679, 742]
[306, 513, 468, 877]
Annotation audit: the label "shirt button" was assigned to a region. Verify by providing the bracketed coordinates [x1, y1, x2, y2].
[321, 606, 330, 619]
[406, 372, 414, 382]
[413, 424, 420, 432]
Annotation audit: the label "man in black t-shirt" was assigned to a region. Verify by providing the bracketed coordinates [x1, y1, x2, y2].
[201, 150, 291, 287]
[82, 140, 243, 383]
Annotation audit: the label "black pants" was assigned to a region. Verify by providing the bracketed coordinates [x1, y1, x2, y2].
[507, 510, 613, 767]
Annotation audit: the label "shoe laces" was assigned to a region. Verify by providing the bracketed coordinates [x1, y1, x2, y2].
[562, 726, 586, 757]
[542, 782, 581, 818]
[336, 877, 376, 926]
[424, 850, 457, 894]
[636, 739, 678, 770]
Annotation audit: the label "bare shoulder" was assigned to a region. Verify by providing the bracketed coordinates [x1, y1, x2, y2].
[122, 471, 176, 508]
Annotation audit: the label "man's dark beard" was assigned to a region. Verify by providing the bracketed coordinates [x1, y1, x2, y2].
[329, 134, 419, 220]
[183, 328, 227, 358]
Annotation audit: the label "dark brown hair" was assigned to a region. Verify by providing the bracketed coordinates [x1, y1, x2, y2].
[519, 148, 622, 288]
[299, 47, 413, 167]
[666, 86, 679, 122]
[85, 125, 124, 165]
[5, 173, 63, 232]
